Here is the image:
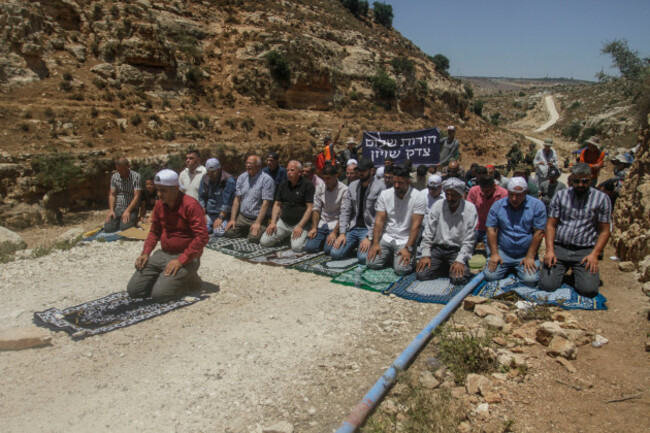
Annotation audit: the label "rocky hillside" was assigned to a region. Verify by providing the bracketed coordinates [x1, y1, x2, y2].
[0, 0, 523, 229]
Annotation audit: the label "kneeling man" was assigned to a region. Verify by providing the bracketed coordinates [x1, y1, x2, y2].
[305, 165, 348, 254]
[127, 169, 209, 302]
[367, 165, 426, 275]
[484, 177, 547, 286]
[416, 178, 477, 284]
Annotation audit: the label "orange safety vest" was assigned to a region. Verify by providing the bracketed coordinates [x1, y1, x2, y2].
[323, 144, 336, 165]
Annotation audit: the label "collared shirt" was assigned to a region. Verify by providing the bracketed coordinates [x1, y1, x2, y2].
[486, 196, 547, 258]
[421, 199, 477, 263]
[417, 188, 444, 227]
[533, 148, 559, 179]
[274, 176, 315, 226]
[235, 170, 275, 219]
[375, 186, 427, 245]
[263, 166, 287, 187]
[549, 187, 611, 247]
[198, 171, 236, 216]
[143, 193, 209, 266]
[313, 180, 348, 230]
[310, 175, 325, 191]
[179, 165, 207, 201]
[467, 185, 508, 231]
[110, 169, 141, 213]
[438, 137, 460, 166]
[339, 177, 384, 234]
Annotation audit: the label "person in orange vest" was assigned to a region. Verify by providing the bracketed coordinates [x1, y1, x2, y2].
[580, 136, 606, 187]
[316, 125, 344, 173]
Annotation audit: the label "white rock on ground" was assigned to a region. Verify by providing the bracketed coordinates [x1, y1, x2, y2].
[547, 336, 578, 360]
[536, 321, 567, 346]
[0, 225, 26, 255]
[0, 326, 51, 350]
[54, 228, 85, 245]
[262, 421, 294, 433]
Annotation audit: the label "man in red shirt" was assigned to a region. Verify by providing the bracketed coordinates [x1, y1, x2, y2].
[127, 169, 209, 302]
[466, 174, 508, 254]
[580, 136, 605, 186]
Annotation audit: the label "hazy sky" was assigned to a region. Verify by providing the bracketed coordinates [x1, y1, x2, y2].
[389, 0, 650, 81]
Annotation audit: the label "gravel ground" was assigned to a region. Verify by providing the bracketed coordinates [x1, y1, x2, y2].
[0, 240, 445, 432]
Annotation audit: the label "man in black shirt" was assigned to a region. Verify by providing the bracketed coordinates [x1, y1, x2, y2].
[260, 160, 315, 252]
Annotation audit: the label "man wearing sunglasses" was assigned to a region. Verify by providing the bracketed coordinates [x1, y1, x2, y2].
[539, 163, 612, 297]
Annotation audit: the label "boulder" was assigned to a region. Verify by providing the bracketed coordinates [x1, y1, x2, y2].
[482, 315, 505, 330]
[474, 304, 503, 319]
[618, 261, 636, 272]
[555, 357, 577, 373]
[118, 64, 144, 85]
[55, 228, 84, 245]
[419, 371, 440, 389]
[463, 295, 488, 311]
[466, 373, 491, 396]
[496, 349, 526, 367]
[91, 63, 116, 79]
[262, 421, 294, 433]
[547, 336, 577, 360]
[0, 327, 51, 350]
[536, 321, 567, 346]
[0, 225, 26, 255]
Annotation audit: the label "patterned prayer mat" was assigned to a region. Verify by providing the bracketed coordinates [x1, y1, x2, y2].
[290, 255, 359, 277]
[82, 229, 123, 243]
[246, 249, 324, 267]
[205, 237, 287, 259]
[34, 292, 204, 339]
[472, 275, 607, 310]
[331, 266, 404, 292]
[384, 274, 470, 304]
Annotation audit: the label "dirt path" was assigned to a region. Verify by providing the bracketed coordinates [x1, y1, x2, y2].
[534, 95, 560, 132]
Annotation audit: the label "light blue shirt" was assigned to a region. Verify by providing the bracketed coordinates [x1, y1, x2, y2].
[486, 196, 547, 258]
[235, 170, 275, 219]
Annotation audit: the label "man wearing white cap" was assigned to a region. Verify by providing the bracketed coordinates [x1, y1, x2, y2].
[437, 125, 460, 167]
[179, 149, 207, 201]
[416, 177, 477, 284]
[367, 165, 426, 275]
[533, 138, 559, 184]
[127, 169, 209, 302]
[198, 158, 235, 236]
[418, 174, 444, 227]
[345, 159, 358, 185]
[484, 177, 547, 286]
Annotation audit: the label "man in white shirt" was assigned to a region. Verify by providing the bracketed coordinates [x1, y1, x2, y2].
[416, 177, 478, 284]
[418, 174, 444, 227]
[179, 149, 207, 201]
[367, 165, 426, 275]
[305, 165, 348, 255]
[533, 138, 559, 184]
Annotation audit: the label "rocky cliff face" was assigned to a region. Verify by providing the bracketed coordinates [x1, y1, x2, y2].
[0, 0, 510, 229]
[611, 127, 650, 275]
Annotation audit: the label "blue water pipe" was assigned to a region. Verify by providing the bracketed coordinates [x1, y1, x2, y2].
[335, 272, 486, 433]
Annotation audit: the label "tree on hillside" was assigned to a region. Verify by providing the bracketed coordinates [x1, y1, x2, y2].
[601, 39, 646, 81]
[373, 2, 393, 28]
[430, 54, 450, 74]
[341, 0, 369, 18]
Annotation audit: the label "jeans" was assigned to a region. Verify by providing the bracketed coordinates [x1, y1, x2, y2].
[206, 214, 229, 237]
[366, 238, 414, 276]
[260, 218, 310, 252]
[483, 248, 540, 287]
[304, 225, 335, 255]
[329, 226, 369, 263]
[474, 229, 490, 255]
[127, 250, 201, 302]
[104, 209, 138, 233]
[539, 244, 599, 297]
[416, 244, 471, 285]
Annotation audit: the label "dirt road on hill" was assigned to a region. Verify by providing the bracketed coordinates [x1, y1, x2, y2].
[535, 95, 560, 132]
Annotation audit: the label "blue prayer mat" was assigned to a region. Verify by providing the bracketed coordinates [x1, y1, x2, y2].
[383, 274, 469, 304]
[82, 230, 123, 242]
[472, 275, 607, 310]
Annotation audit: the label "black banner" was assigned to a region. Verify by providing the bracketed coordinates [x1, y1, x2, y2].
[361, 128, 440, 166]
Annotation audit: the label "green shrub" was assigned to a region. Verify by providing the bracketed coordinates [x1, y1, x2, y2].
[110, 4, 119, 18]
[265, 50, 290, 84]
[184, 115, 200, 128]
[391, 56, 414, 76]
[491, 112, 501, 126]
[59, 80, 72, 92]
[131, 114, 142, 126]
[518, 91, 526, 97]
[92, 4, 102, 21]
[579, 126, 599, 143]
[31, 153, 84, 192]
[62, 71, 73, 81]
[569, 101, 581, 109]
[44, 107, 54, 117]
[562, 121, 581, 140]
[371, 69, 397, 101]
[435, 325, 497, 384]
[373, 2, 393, 28]
[473, 100, 484, 117]
[163, 130, 176, 141]
[429, 54, 449, 73]
[240, 117, 255, 131]
[341, 0, 369, 18]
[464, 84, 474, 99]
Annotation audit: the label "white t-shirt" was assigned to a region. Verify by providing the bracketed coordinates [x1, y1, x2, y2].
[179, 165, 207, 201]
[417, 188, 444, 226]
[376, 186, 427, 244]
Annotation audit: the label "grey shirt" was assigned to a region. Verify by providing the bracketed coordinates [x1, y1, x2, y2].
[110, 170, 141, 214]
[420, 199, 477, 263]
[235, 170, 275, 219]
[549, 187, 611, 248]
[438, 137, 460, 167]
[313, 181, 348, 230]
[339, 177, 385, 235]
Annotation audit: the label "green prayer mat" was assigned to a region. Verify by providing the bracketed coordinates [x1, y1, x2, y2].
[331, 266, 404, 292]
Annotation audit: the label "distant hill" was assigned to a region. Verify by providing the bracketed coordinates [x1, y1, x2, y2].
[457, 76, 593, 95]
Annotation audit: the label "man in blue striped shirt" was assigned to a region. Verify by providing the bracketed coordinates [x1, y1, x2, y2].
[539, 163, 611, 297]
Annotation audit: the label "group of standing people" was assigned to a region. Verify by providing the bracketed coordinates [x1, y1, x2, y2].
[103, 127, 620, 303]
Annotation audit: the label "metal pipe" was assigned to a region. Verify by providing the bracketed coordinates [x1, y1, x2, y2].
[336, 272, 486, 433]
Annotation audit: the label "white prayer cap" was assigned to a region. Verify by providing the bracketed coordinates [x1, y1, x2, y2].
[347, 158, 358, 167]
[205, 158, 221, 171]
[507, 176, 528, 193]
[375, 166, 385, 179]
[442, 177, 465, 195]
[447, 125, 455, 131]
[154, 169, 179, 187]
[427, 174, 442, 188]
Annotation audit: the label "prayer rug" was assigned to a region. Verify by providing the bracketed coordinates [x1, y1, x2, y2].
[82, 230, 123, 242]
[118, 224, 151, 241]
[290, 255, 359, 277]
[383, 274, 469, 304]
[331, 266, 403, 292]
[33, 291, 204, 339]
[472, 275, 607, 310]
[246, 249, 324, 267]
[205, 238, 286, 259]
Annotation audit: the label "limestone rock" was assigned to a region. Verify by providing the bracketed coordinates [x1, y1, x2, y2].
[642, 282, 650, 296]
[547, 336, 577, 360]
[474, 304, 503, 319]
[382, 399, 398, 415]
[466, 373, 491, 396]
[0, 327, 51, 350]
[262, 421, 294, 433]
[65, 44, 86, 62]
[481, 419, 507, 433]
[91, 63, 116, 79]
[55, 228, 84, 245]
[458, 421, 472, 433]
[618, 261, 636, 272]
[419, 371, 440, 389]
[496, 349, 526, 367]
[0, 225, 27, 255]
[474, 403, 490, 419]
[463, 295, 488, 311]
[591, 334, 609, 348]
[451, 386, 466, 399]
[118, 64, 144, 85]
[536, 321, 567, 346]
[555, 357, 577, 373]
[483, 315, 505, 330]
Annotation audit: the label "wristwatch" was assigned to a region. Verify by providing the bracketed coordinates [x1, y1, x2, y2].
[366, 234, 373, 241]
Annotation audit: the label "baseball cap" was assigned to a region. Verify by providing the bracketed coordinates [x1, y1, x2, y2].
[427, 174, 442, 188]
[205, 158, 221, 171]
[154, 169, 179, 187]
